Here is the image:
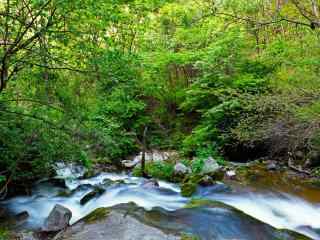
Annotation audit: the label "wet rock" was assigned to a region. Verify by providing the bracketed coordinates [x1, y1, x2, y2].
[48, 178, 67, 188]
[141, 179, 159, 189]
[15, 211, 29, 224]
[82, 169, 99, 179]
[200, 157, 221, 175]
[196, 182, 232, 197]
[225, 170, 237, 180]
[199, 175, 214, 186]
[60, 207, 179, 240]
[43, 204, 72, 232]
[57, 184, 92, 198]
[266, 161, 278, 171]
[80, 187, 105, 205]
[122, 159, 140, 168]
[83, 208, 111, 223]
[174, 163, 191, 176]
[181, 181, 197, 197]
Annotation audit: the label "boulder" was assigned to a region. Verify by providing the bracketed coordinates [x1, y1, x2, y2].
[174, 163, 191, 176]
[14, 211, 29, 225]
[141, 179, 159, 189]
[200, 157, 221, 175]
[122, 150, 179, 168]
[80, 187, 105, 205]
[43, 204, 72, 232]
[60, 207, 179, 240]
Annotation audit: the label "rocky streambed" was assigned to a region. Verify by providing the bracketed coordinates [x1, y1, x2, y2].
[1, 162, 320, 240]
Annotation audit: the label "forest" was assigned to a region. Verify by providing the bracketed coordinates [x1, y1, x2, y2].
[1, 0, 320, 240]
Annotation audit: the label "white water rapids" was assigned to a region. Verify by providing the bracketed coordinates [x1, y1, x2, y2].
[2, 168, 320, 239]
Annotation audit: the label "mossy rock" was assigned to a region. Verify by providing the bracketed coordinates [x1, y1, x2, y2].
[305, 178, 320, 188]
[181, 182, 197, 197]
[83, 208, 111, 223]
[184, 198, 232, 209]
[80, 186, 105, 205]
[57, 190, 72, 197]
[83, 168, 100, 179]
[180, 233, 201, 240]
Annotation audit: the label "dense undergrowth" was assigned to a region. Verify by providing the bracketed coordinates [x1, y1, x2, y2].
[1, 0, 320, 193]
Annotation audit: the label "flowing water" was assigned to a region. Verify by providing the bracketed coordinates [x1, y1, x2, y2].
[2, 165, 320, 239]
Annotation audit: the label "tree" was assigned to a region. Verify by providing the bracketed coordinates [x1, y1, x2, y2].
[0, 0, 60, 93]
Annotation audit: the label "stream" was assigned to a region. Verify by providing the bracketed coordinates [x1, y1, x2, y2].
[1, 164, 320, 240]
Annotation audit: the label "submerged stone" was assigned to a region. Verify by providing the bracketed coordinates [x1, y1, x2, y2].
[80, 187, 105, 205]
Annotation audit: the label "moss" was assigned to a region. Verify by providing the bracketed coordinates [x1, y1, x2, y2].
[83, 208, 111, 223]
[184, 198, 230, 209]
[57, 190, 72, 197]
[83, 169, 97, 179]
[181, 182, 197, 197]
[180, 233, 201, 240]
[133, 162, 175, 181]
[0, 228, 9, 240]
[305, 178, 320, 188]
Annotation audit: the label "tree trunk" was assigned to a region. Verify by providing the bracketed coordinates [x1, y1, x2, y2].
[141, 126, 148, 178]
[311, 0, 320, 18]
[0, 60, 8, 93]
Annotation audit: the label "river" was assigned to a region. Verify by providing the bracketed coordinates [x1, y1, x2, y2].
[2, 165, 320, 240]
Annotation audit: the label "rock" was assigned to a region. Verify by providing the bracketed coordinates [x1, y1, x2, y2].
[225, 170, 237, 180]
[80, 187, 105, 205]
[122, 159, 139, 168]
[60, 207, 179, 240]
[174, 163, 191, 176]
[14, 211, 29, 224]
[83, 208, 111, 223]
[0, 206, 9, 219]
[82, 169, 99, 179]
[295, 151, 304, 159]
[122, 150, 179, 169]
[200, 157, 221, 175]
[181, 181, 197, 197]
[141, 179, 159, 189]
[48, 178, 67, 188]
[59, 202, 309, 240]
[266, 161, 278, 171]
[16, 231, 37, 240]
[196, 182, 232, 196]
[306, 151, 320, 167]
[43, 204, 72, 232]
[199, 175, 214, 186]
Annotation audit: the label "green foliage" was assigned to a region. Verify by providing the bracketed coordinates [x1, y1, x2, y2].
[133, 162, 175, 181]
[0, 228, 9, 240]
[1, 0, 320, 191]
